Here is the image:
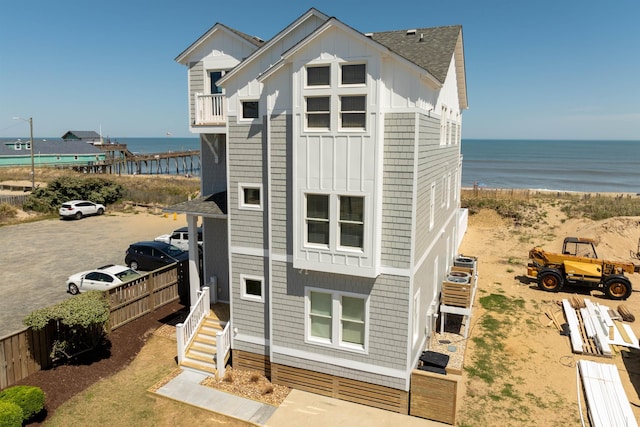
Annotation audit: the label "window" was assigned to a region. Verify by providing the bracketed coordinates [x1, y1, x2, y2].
[209, 71, 223, 94]
[429, 182, 436, 230]
[441, 176, 446, 207]
[413, 289, 421, 344]
[306, 97, 330, 129]
[14, 143, 20, 150]
[340, 96, 366, 129]
[307, 288, 368, 351]
[341, 64, 366, 85]
[338, 196, 364, 249]
[307, 66, 330, 86]
[239, 183, 262, 210]
[306, 194, 329, 246]
[241, 275, 264, 302]
[242, 101, 259, 119]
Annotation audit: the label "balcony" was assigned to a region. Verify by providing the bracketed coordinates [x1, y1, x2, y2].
[194, 93, 226, 126]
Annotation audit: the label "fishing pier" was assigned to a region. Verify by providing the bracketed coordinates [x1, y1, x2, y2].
[76, 144, 201, 176]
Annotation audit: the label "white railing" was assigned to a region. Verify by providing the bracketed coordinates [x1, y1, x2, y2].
[216, 322, 231, 377]
[176, 287, 210, 363]
[194, 93, 226, 125]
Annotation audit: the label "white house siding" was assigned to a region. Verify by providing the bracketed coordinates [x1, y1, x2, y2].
[270, 261, 410, 390]
[228, 118, 266, 249]
[231, 253, 268, 349]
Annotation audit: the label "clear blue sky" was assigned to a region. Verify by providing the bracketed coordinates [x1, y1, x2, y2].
[1, 0, 639, 140]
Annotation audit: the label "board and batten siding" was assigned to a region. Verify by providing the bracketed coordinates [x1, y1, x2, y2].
[381, 113, 415, 269]
[270, 260, 410, 390]
[231, 253, 268, 348]
[269, 114, 292, 255]
[188, 62, 204, 125]
[228, 118, 266, 249]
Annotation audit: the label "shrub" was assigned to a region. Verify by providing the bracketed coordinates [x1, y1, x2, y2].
[23, 176, 124, 213]
[0, 203, 18, 220]
[23, 291, 110, 361]
[0, 400, 22, 427]
[0, 385, 45, 422]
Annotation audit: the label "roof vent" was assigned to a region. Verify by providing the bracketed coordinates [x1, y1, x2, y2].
[406, 29, 416, 35]
[419, 33, 424, 41]
[364, 32, 373, 38]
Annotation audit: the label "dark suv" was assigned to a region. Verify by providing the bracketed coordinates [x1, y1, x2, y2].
[124, 241, 188, 271]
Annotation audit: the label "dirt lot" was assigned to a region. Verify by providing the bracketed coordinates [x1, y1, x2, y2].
[0, 210, 187, 338]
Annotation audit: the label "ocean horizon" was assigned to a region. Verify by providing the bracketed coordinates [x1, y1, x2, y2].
[2, 137, 638, 193]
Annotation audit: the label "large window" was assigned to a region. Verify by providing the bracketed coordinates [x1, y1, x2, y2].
[303, 62, 367, 131]
[338, 196, 364, 249]
[307, 289, 368, 351]
[306, 194, 330, 245]
[305, 193, 365, 251]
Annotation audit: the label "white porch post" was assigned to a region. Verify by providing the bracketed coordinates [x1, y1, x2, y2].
[187, 214, 200, 306]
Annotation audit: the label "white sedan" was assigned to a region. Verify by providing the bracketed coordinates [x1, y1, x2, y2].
[59, 200, 105, 219]
[66, 264, 141, 295]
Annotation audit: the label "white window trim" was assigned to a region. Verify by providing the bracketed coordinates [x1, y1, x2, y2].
[240, 274, 264, 303]
[305, 287, 369, 354]
[305, 64, 331, 88]
[304, 192, 366, 254]
[238, 182, 263, 211]
[441, 175, 446, 207]
[339, 63, 367, 87]
[413, 289, 421, 345]
[238, 98, 260, 123]
[447, 172, 452, 209]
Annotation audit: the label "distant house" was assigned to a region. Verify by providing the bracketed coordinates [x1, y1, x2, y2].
[0, 139, 105, 167]
[61, 131, 103, 144]
[169, 8, 468, 415]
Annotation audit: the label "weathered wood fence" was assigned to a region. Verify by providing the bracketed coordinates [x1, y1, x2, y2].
[0, 194, 29, 208]
[0, 262, 186, 390]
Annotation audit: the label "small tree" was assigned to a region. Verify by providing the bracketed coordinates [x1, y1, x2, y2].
[24, 291, 110, 362]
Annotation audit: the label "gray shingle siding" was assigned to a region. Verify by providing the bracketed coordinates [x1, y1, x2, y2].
[228, 118, 266, 248]
[200, 135, 227, 196]
[381, 113, 415, 269]
[269, 114, 292, 255]
[203, 217, 229, 301]
[188, 62, 204, 125]
[270, 260, 410, 389]
[231, 253, 268, 339]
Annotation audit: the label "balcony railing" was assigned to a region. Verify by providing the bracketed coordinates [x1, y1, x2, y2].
[194, 93, 226, 125]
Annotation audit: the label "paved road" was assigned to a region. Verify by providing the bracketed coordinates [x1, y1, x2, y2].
[0, 211, 187, 338]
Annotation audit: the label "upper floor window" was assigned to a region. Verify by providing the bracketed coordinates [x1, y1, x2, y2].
[242, 101, 259, 119]
[306, 194, 330, 246]
[307, 66, 330, 86]
[340, 96, 366, 129]
[305, 193, 365, 252]
[241, 274, 264, 302]
[209, 71, 224, 94]
[306, 97, 330, 129]
[338, 196, 364, 249]
[341, 64, 366, 85]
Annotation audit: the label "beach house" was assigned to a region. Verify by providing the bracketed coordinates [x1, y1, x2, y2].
[169, 8, 468, 414]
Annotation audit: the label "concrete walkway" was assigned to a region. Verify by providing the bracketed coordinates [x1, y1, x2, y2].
[154, 369, 448, 426]
[154, 369, 277, 425]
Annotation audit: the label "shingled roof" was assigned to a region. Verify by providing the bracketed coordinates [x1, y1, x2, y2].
[61, 131, 102, 141]
[369, 25, 462, 84]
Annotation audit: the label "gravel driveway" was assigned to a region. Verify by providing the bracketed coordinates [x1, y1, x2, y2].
[0, 211, 187, 338]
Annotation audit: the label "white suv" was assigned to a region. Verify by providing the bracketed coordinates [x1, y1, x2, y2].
[59, 200, 105, 219]
[154, 226, 202, 251]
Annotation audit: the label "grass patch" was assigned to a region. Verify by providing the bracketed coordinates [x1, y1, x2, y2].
[479, 293, 525, 313]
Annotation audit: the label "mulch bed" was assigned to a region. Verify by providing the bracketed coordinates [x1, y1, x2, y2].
[16, 301, 188, 426]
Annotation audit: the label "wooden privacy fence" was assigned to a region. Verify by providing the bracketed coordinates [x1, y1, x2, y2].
[0, 194, 29, 208]
[0, 262, 186, 389]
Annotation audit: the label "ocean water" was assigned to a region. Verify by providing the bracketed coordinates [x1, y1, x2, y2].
[461, 139, 640, 193]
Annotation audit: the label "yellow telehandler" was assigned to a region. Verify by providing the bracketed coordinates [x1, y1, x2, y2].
[527, 237, 640, 300]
